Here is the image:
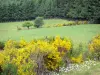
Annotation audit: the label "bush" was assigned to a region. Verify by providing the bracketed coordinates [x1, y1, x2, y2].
[83, 21, 88, 24]
[34, 17, 44, 28]
[71, 54, 83, 63]
[55, 24, 64, 27]
[17, 26, 22, 30]
[44, 52, 61, 71]
[0, 41, 5, 50]
[46, 20, 88, 28]
[70, 43, 84, 63]
[76, 21, 88, 25]
[1, 63, 18, 75]
[89, 34, 100, 60]
[22, 22, 33, 29]
[1, 36, 72, 74]
[0, 53, 5, 65]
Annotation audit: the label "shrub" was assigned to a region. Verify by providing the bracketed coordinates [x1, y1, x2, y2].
[0, 41, 5, 50]
[1, 63, 18, 75]
[44, 52, 61, 71]
[71, 54, 83, 63]
[22, 22, 33, 29]
[89, 34, 100, 60]
[70, 43, 84, 63]
[1, 36, 72, 74]
[34, 17, 44, 28]
[55, 24, 64, 27]
[0, 53, 5, 65]
[51, 20, 88, 28]
[67, 21, 76, 26]
[4, 40, 16, 49]
[53, 36, 71, 51]
[76, 21, 83, 25]
[83, 21, 88, 24]
[4, 42, 36, 75]
[0, 53, 5, 75]
[17, 26, 22, 30]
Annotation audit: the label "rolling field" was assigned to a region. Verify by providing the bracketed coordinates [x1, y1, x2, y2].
[0, 19, 100, 44]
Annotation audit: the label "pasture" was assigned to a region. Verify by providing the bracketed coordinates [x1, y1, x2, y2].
[0, 19, 100, 44]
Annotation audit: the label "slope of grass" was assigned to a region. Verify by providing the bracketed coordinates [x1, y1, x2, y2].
[0, 19, 100, 44]
[0, 23, 100, 44]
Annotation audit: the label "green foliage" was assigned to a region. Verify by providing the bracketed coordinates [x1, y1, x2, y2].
[0, 66, 3, 75]
[1, 63, 18, 75]
[34, 17, 44, 28]
[68, 0, 100, 23]
[22, 22, 33, 29]
[70, 43, 84, 58]
[0, 41, 5, 50]
[89, 35, 100, 60]
[0, 0, 35, 21]
[17, 26, 22, 30]
[0, 0, 100, 23]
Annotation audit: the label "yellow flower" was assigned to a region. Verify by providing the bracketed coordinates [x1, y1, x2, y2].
[0, 53, 5, 64]
[19, 39, 27, 48]
[89, 35, 100, 52]
[71, 54, 83, 63]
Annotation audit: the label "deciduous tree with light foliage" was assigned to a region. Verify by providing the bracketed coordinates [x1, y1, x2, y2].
[22, 22, 33, 29]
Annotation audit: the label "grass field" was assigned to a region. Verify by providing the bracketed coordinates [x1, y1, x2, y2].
[0, 19, 100, 44]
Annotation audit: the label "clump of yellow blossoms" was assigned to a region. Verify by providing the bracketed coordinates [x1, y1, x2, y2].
[0, 53, 5, 65]
[53, 36, 71, 51]
[0, 36, 72, 75]
[89, 35, 100, 52]
[19, 39, 27, 48]
[89, 34, 100, 60]
[71, 54, 83, 63]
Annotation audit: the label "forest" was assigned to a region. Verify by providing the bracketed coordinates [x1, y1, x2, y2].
[0, 0, 100, 23]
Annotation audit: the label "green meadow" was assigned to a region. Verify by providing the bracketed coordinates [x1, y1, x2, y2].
[0, 19, 100, 45]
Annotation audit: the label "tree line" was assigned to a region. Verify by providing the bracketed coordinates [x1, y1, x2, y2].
[0, 0, 100, 23]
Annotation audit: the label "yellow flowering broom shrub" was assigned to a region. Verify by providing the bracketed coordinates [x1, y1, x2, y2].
[0, 36, 72, 74]
[2, 49, 36, 75]
[89, 34, 100, 60]
[4, 40, 16, 49]
[44, 51, 61, 71]
[52, 36, 71, 56]
[0, 53, 5, 65]
[53, 36, 71, 50]
[71, 54, 83, 63]
[33, 40, 62, 72]
[2, 40, 36, 75]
